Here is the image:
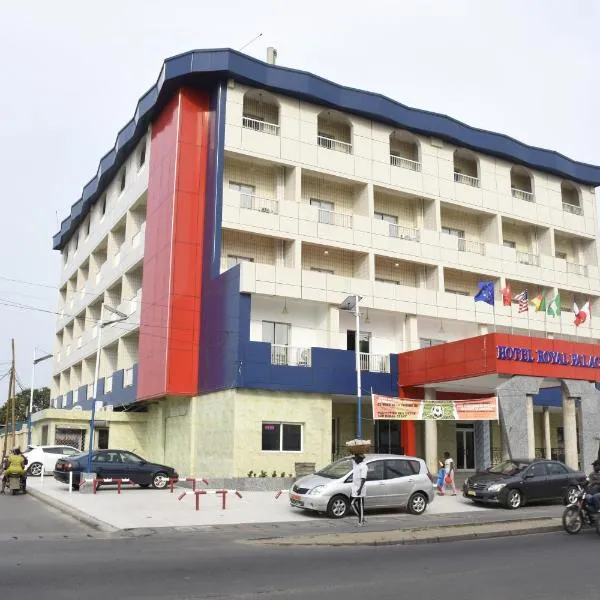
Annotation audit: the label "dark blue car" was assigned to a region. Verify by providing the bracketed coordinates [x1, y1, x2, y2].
[54, 449, 178, 490]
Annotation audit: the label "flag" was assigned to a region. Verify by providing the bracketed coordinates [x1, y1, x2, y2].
[574, 300, 590, 327]
[515, 289, 528, 313]
[501, 283, 512, 307]
[531, 292, 546, 312]
[474, 281, 495, 306]
[547, 292, 561, 317]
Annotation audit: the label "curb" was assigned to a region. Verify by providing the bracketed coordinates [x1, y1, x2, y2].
[27, 488, 119, 534]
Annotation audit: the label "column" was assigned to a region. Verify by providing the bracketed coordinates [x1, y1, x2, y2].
[328, 306, 340, 348]
[563, 380, 600, 469]
[474, 421, 491, 471]
[543, 407, 551, 459]
[403, 314, 418, 351]
[526, 395, 536, 459]
[424, 389, 438, 475]
[562, 395, 578, 470]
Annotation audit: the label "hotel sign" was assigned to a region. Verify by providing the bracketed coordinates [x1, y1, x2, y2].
[496, 345, 600, 369]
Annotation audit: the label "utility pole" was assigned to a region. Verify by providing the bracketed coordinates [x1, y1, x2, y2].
[2, 339, 15, 458]
[10, 339, 16, 449]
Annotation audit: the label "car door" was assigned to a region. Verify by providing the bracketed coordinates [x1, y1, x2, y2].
[363, 460, 387, 507]
[382, 459, 418, 507]
[119, 451, 151, 485]
[92, 451, 124, 479]
[521, 462, 548, 501]
[545, 461, 571, 500]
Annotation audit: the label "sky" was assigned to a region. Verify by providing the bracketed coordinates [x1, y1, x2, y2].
[0, 0, 599, 402]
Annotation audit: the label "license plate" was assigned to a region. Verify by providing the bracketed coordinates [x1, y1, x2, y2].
[467, 490, 476, 497]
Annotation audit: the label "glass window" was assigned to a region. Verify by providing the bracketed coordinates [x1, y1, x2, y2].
[442, 226, 465, 238]
[503, 240, 516, 249]
[555, 251, 567, 260]
[261, 422, 303, 452]
[229, 181, 256, 209]
[547, 462, 568, 476]
[44, 447, 64, 455]
[262, 321, 290, 346]
[366, 460, 385, 481]
[138, 144, 146, 168]
[385, 459, 419, 479]
[489, 460, 530, 475]
[261, 423, 280, 451]
[282, 424, 302, 451]
[317, 458, 353, 479]
[526, 462, 547, 477]
[374, 212, 398, 224]
[120, 451, 144, 465]
[61, 447, 80, 456]
[310, 198, 334, 212]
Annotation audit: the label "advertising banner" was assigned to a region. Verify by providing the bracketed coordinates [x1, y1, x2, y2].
[371, 394, 498, 421]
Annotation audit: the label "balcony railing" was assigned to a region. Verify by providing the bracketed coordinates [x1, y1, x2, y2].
[517, 251, 539, 266]
[104, 375, 113, 394]
[270, 345, 312, 367]
[567, 262, 587, 277]
[359, 353, 390, 373]
[239, 193, 279, 214]
[511, 188, 535, 202]
[124, 367, 134, 388]
[242, 116, 280, 136]
[389, 224, 420, 242]
[454, 172, 480, 187]
[317, 135, 352, 154]
[457, 238, 485, 255]
[316, 208, 353, 228]
[390, 154, 421, 172]
[563, 202, 583, 216]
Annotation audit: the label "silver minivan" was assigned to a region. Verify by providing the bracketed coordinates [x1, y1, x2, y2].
[290, 454, 435, 518]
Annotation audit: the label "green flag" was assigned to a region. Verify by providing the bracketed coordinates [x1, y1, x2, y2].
[547, 292, 561, 317]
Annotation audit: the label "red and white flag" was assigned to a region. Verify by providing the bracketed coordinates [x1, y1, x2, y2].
[501, 283, 512, 307]
[573, 300, 590, 327]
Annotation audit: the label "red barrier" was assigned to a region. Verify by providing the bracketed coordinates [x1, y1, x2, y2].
[177, 489, 243, 511]
[92, 478, 136, 494]
[169, 477, 209, 493]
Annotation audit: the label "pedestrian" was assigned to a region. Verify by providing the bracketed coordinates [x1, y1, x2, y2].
[442, 451, 457, 496]
[350, 454, 368, 526]
[436, 460, 445, 495]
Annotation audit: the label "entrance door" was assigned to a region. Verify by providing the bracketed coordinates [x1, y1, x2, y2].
[456, 425, 475, 469]
[375, 421, 402, 455]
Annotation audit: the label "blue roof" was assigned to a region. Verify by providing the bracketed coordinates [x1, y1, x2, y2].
[53, 48, 600, 250]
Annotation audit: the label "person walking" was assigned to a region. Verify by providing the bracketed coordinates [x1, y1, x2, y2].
[435, 460, 445, 495]
[442, 451, 457, 496]
[350, 454, 368, 526]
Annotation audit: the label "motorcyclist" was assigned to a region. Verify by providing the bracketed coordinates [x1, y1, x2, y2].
[585, 459, 600, 512]
[1, 448, 27, 493]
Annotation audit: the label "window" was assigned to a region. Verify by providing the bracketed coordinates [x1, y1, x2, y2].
[366, 460, 385, 481]
[101, 195, 107, 217]
[119, 168, 127, 192]
[385, 459, 419, 478]
[98, 429, 109, 450]
[229, 181, 256, 209]
[310, 267, 334, 275]
[120, 451, 144, 464]
[227, 255, 254, 269]
[310, 198, 335, 225]
[261, 423, 302, 452]
[347, 330, 370, 353]
[526, 463, 547, 478]
[61, 447, 80, 456]
[420, 338, 446, 348]
[44, 447, 65, 455]
[547, 462, 568, 476]
[442, 226, 465, 238]
[503, 240, 516, 249]
[555, 251, 567, 260]
[374, 212, 398, 225]
[138, 143, 146, 168]
[262, 321, 290, 346]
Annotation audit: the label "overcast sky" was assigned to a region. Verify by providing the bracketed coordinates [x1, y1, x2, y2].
[0, 0, 598, 402]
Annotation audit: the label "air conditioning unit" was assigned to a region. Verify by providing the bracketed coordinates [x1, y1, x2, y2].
[260, 207, 272, 214]
[72, 405, 83, 411]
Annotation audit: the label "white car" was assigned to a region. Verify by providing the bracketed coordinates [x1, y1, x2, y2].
[23, 445, 82, 476]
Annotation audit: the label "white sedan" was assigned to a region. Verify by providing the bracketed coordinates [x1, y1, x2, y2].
[23, 445, 82, 476]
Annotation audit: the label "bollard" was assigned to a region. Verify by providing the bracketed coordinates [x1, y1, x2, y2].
[195, 490, 207, 511]
[69, 470, 73, 494]
[40, 465, 44, 487]
[216, 489, 227, 509]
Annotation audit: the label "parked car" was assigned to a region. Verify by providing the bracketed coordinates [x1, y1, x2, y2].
[463, 458, 586, 509]
[54, 449, 178, 489]
[23, 445, 81, 476]
[289, 454, 435, 518]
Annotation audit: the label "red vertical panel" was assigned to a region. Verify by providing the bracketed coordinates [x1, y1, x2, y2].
[398, 387, 417, 456]
[138, 89, 209, 400]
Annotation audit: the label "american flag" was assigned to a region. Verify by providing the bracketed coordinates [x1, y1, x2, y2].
[515, 289, 529, 313]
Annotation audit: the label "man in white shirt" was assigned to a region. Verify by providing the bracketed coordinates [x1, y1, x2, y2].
[350, 454, 368, 525]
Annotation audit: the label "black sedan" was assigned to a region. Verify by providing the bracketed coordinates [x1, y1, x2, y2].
[54, 449, 178, 490]
[463, 458, 586, 509]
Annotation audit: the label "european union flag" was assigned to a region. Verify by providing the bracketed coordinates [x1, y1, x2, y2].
[474, 281, 495, 306]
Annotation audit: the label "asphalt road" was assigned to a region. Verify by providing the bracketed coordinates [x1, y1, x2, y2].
[1, 524, 599, 600]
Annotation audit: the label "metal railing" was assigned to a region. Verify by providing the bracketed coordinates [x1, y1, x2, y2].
[124, 367, 134, 388]
[390, 154, 421, 172]
[317, 135, 352, 154]
[517, 251, 539, 266]
[239, 193, 279, 214]
[567, 262, 587, 277]
[454, 172, 480, 187]
[389, 223, 420, 241]
[316, 208, 353, 228]
[511, 188, 535, 202]
[359, 353, 390, 373]
[242, 116, 280, 136]
[457, 238, 486, 255]
[270, 345, 312, 367]
[563, 202, 583, 216]
[104, 375, 113, 394]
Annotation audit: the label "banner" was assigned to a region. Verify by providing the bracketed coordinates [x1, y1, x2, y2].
[371, 394, 498, 421]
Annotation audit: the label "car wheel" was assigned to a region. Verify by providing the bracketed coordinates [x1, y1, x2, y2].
[562, 507, 583, 534]
[505, 489, 523, 509]
[28, 462, 43, 477]
[407, 492, 428, 515]
[326, 495, 350, 518]
[564, 486, 579, 505]
[151, 472, 169, 489]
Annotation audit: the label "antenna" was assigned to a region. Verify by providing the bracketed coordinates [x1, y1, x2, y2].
[239, 32, 263, 52]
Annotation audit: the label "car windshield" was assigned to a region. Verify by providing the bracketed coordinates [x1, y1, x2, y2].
[488, 460, 529, 475]
[316, 458, 353, 479]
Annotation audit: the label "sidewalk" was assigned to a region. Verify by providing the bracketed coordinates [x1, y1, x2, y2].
[27, 478, 487, 531]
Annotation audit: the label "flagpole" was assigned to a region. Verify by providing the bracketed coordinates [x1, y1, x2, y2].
[492, 300, 496, 332]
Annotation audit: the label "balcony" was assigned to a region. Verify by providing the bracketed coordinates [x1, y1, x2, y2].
[359, 353, 390, 373]
[454, 172, 480, 188]
[315, 208, 353, 228]
[517, 251, 539, 266]
[242, 116, 279, 136]
[390, 155, 421, 172]
[317, 135, 352, 154]
[240, 194, 279, 215]
[389, 224, 420, 242]
[270, 345, 312, 367]
[457, 238, 485, 255]
[512, 188, 535, 203]
[563, 202, 583, 216]
[567, 262, 587, 277]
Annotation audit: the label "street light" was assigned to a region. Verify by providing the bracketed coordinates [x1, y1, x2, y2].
[340, 295, 363, 439]
[87, 304, 129, 475]
[27, 349, 53, 447]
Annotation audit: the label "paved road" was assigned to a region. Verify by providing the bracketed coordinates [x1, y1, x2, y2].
[1, 525, 598, 599]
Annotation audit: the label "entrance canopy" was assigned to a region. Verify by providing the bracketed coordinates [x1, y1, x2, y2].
[399, 333, 600, 393]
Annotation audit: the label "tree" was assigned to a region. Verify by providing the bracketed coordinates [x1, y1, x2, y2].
[0, 387, 50, 424]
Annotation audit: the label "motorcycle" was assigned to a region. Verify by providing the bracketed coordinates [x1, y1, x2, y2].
[562, 484, 600, 535]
